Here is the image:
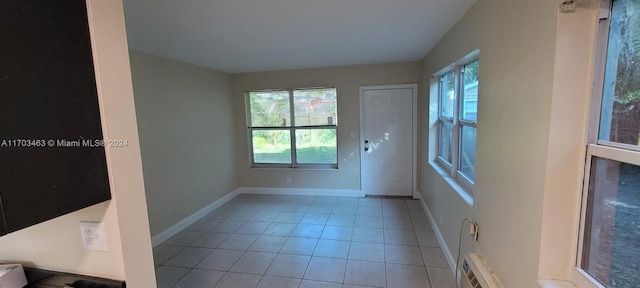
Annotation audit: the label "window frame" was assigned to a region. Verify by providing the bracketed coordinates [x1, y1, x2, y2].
[245, 87, 339, 169]
[437, 70, 456, 167]
[434, 54, 479, 191]
[574, 0, 640, 286]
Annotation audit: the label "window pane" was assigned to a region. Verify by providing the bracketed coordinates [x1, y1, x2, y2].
[458, 125, 476, 182]
[252, 130, 291, 164]
[599, 0, 640, 147]
[438, 121, 453, 164]
[293, 88, 337, 126]
[295, 129, 337, 164]
[582, 157, 640, 287]
[462, 61, 479, 122]
[440, 73, 455, 118]
[249, 91, 291, 127]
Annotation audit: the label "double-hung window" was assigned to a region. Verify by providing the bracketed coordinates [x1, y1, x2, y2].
[578, 0, 640, 287]
[246, 88, 338, 168]
[437, 59, 479, 186]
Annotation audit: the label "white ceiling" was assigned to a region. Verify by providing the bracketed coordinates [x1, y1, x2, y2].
[124, 0, 476, 73]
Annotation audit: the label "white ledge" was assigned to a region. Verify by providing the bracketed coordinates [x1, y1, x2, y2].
[429, 161, 474, 207]
[537, 279, 577, 288]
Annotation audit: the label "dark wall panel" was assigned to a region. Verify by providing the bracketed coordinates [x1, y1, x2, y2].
[0, 0, 111, 235]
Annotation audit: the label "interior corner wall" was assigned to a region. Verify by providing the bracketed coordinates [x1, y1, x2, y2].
[538, 6, 599, 280]
[129, 50, 237, 236]
[231, 62, 422, 191]
[420, 0, 560, 287]
[0, 1, 157, 286]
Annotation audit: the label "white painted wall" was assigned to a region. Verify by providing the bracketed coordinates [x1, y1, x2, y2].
[0, 1, 156, 286]
[420, 0, 601, 287]
[0, 202, 126, 279]
[129, 50, 238, 236]
[231, 62, 422, 191]
[538, 6, 599, 281]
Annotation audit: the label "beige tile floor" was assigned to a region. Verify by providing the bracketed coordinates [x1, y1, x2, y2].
[153, 194, 457, 288]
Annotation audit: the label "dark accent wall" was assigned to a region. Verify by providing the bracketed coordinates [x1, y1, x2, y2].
[0, 0, 111, 236]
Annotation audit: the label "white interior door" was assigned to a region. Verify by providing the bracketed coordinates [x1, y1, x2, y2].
[360, 85, 416, 196]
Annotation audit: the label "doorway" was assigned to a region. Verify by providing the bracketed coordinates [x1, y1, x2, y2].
[360, 84, 417, 197]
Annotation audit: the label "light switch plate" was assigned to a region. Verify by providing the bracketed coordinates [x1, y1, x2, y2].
[559, 1, 576, 13]
[80, 221, 108, 251]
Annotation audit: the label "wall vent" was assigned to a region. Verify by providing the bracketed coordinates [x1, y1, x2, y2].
[460, 253, 503, 288]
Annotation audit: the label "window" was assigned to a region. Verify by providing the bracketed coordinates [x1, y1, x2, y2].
[436, 59, 479, 185]
[578, 1, 640, 287]
[246, 88, 338, 168]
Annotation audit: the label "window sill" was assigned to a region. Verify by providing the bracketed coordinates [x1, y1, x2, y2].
[429, 161, 474, 207]
[250, 167, 339, 171]
[537, 279, 576, 288]
[537, 268, 606, 288]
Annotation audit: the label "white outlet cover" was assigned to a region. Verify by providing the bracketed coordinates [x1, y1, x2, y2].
[559, 1, 576, 12]
[80, 221, 109, 251]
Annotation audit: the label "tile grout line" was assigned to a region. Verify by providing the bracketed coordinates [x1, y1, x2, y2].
[155, 195, 447, 288]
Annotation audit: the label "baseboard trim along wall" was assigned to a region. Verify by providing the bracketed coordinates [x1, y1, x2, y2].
[238, 187, 364, 198]
[151, 188, 241, 247]
[151, 187, 363, 246]
[419, 197, 457, 274]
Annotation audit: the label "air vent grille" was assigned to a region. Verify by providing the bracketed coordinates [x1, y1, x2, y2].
[467, 270, 483, 288]
[461, 253, 503, 288]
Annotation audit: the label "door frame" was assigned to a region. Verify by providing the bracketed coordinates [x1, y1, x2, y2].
[359, 84, 419, 199]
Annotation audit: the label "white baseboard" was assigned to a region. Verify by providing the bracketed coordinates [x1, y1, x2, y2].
[151, 188, 241, 247]
[419, 197, 457, 274]
[237, 187, 364, 197]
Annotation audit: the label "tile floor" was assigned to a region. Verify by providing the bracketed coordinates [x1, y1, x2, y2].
[153, 194, 457, 288]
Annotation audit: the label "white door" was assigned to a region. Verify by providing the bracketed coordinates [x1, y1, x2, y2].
[360, 85, 416, 196]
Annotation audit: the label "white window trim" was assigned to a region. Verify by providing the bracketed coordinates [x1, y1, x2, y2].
[431, 50, 479, 201]
[573, 0, 640, 286]
[245, 87, 339, 169]
[574, 146, 640, 287]
[429, 161, 474, 206]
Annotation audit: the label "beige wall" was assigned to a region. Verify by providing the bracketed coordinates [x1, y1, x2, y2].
[232, 62, 422, 190]
[0, 1, 156, 286]
[421, 0, 601, 287]
[130, 51, 237, 236]
[0, 203, 126, 279]
[538, 6, 598, 281]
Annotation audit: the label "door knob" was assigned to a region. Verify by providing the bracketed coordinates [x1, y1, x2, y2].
[364, 140, 369, 144]
[364, 147, 369, 151]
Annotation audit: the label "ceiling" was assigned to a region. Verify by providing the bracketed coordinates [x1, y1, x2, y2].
[123, 0, 476, 73]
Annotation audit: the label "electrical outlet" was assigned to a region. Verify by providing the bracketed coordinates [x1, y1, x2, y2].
[470, 223, 480, 242]
[80, 221, 108, 251]
[286, 176, 292, 184]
